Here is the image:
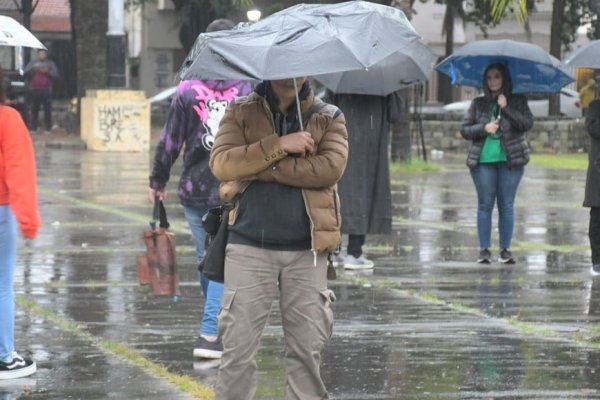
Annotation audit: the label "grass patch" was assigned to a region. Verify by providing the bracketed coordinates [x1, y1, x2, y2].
[529, 153, 588, 170]
[511, 242, 589, 253]
[17, 297, 214, 399]
[390, 159, 442, 173]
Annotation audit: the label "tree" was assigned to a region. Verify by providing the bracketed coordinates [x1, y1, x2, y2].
[490, 0, 528, 22]
[11, 0, 40, 64]
[390, 0, 415, 162]
[69, 0, 108, 98]
[171, 0, 252, 52]
[491, 0, 599, 116]
[431, 0, 515, 104]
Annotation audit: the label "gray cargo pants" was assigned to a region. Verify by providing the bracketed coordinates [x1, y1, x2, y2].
[215, 244, 335, 400]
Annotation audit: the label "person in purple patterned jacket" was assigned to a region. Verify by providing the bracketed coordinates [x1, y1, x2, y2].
[148, 19, 253, 360]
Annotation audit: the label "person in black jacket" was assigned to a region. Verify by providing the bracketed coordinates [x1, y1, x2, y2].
[460, 62, 533, 264]
[327, 92, 398, 270]
[584, 98, 600, 275]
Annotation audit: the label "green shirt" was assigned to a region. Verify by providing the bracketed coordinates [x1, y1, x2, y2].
[479, 102, 507, 163]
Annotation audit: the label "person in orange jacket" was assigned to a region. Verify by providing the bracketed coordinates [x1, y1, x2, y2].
[0, 70, 41, 380]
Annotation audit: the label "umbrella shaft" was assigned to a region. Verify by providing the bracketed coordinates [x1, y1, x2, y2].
[293, 78, 304, 131]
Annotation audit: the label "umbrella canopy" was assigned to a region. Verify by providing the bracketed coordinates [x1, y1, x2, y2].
[563, 40, 600, 69]
[0, 15, 46, 49]
[178, 1, 420, 81]
[436, 39, 574, 93]
[313, 40, 437, 96]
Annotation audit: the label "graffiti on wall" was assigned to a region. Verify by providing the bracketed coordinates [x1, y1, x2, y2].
[97, 103, 145, 146]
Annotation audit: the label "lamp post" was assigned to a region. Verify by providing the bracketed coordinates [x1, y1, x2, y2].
[247, 9, 261, 22]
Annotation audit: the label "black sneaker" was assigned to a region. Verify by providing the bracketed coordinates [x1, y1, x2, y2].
[0, 352, 36, 380]
[193, 336, 223, 359]
[477, 248, 491, 264]
[592, 264, 600, 276]
[499, 249, 515, 264]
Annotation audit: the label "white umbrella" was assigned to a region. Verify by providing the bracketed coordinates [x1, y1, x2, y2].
[563, 40, 600, 69]
[0, 15, 46, 49]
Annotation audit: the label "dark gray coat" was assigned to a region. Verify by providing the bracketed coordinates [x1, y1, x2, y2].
[584, 99, 600, 207]
[460, 94, 533, 169]
[330, 93, 400, 235]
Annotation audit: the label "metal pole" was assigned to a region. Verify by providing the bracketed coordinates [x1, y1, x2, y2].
[107, 0, 126, 88]
[293, 77, 303, 131]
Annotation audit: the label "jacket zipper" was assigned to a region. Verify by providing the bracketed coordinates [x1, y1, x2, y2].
[333, 190, 339, 227]
[301, 190, 317, 266]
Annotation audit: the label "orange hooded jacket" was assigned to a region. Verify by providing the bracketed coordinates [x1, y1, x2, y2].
[0, 105, 41, 239]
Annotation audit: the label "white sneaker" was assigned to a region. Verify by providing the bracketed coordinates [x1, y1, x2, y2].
[343, 255, 374, 270]
[331, 255, 344, 267]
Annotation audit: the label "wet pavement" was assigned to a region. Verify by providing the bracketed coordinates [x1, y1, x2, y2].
[3, 140, 600, 399]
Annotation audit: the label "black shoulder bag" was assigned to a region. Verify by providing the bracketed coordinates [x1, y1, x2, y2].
[198, 203, 232, 283]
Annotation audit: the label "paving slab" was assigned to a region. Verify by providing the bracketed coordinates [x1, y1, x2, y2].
[5, 144, 600, 399]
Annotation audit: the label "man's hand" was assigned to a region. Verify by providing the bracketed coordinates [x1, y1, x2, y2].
[148, 187, 166, 202]
[279, 131, 314, 156]
[497, 94, 507, 108]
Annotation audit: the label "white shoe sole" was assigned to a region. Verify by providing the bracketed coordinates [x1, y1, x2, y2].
[343, 263, 374, 270]
[193, 359, 221, 370]
[498, 258, 515, 264]
[591, 267, 600, 276]
[0, 362, 36, 380]
[193, 349, 223, 359]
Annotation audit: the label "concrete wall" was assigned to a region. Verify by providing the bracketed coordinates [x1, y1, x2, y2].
[421, 119, 589, 154]
[138, 2, 181, 97]
[81, 90, 150, 152]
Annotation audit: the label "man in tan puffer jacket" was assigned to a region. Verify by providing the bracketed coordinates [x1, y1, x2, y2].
[210, 77, 347, 400]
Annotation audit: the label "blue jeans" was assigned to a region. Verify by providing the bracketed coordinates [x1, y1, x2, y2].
[470, 163, 524, 250]
[0, 206, 17, 361]
[184, 206, 224, 337]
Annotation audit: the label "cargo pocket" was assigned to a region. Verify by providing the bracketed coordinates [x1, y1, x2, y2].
[319, 289, 336, 339]
[218, 288, 237, 341]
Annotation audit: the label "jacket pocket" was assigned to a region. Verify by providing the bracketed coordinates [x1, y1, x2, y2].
[220, 288, 236, 312]
[218, 288, 237, 342]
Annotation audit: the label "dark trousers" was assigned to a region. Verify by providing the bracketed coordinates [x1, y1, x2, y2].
[29, 88, 52, 131]
[347, 234, 365, 258]
[590, 208, 600, 265]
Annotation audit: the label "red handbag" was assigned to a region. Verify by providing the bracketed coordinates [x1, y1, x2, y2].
[137, 197, 180, 296]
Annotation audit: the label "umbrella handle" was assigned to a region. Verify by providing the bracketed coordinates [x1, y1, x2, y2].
[293, 78, 304, 131]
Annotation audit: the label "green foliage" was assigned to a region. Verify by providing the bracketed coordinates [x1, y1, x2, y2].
[562, 0, 600, 45]
[483, 0, 596, 51]
[529, 153, 588, 170]
[489, 0, 529, 23]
